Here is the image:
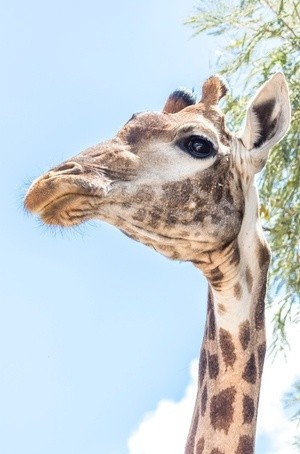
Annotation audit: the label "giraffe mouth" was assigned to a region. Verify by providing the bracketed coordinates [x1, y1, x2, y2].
[24, 175, 111, 227]
[36, 193, 99, 226]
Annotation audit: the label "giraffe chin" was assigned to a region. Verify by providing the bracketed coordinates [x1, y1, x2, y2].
[37, 194, 99, 227]
[24, 173, 112, 227]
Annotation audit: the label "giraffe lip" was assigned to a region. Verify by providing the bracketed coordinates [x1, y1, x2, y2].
[38, 193, 97, 226]
[25, 185, 87, 215]
[25, 189, 107, 227]
[24, 175, 109, 216]
[37, 193, 76, 215]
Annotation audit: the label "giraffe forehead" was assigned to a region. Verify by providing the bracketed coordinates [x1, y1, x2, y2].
[118, 109, 223, 147]
[118, 111, 175, 144]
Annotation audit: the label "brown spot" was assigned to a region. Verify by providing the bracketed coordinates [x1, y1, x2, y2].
[210, 266, 224, 285]
[132, 208, 147, 222]
[196, 437, 205, 454]
[257, 341, 266, 377]
[208, 291, 216, 340]
[162, 180, 192, 206]
[239, 320, 250, 350]
[199, 348, 207, 385]
[243, 394, 255, 424]
[219, 328, 236, 368]
[181, 179, 193, 201]
[208, 353, 219, 379]
[245, 267, 253, 293]
[235, 435, 254, 454]
[229, 244, 240, 266]
[242, 353, 257, 384]
[255, 283, 266, 330]
[234, 282, 242, 300]
[126, 125, 145, 145]
[211, 450, 225, 454]
[257, 242, 271, 269]
[213, 184, 223, 204]
[166, 214, 178, 226]
[218, 303, 226, 315]
[193, 210, 210, 223]
[149, 208, 161, 228]
[201, 384, 208, 416]
[210, 386, 236, 434]
[224, 187, 234, 205]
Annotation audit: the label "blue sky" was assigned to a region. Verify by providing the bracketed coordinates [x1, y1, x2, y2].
[1, 1, 299, 453]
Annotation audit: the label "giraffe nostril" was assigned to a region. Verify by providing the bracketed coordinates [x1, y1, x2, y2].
[54, 161, 83, 175]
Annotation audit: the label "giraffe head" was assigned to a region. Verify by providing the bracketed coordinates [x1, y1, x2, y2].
[24, 73, 290, 264]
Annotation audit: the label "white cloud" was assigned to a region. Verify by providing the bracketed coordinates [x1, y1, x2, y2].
[128, 310, 300, 454]
[257, 309, 300, 454]
[127, 359, 197, 454]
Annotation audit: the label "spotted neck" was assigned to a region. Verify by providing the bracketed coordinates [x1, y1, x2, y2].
[185, 201, 270, 453]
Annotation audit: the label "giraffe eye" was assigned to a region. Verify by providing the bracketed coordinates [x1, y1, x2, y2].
[181, 135, 216, 159]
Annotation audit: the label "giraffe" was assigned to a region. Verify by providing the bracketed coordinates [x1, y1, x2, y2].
[24, 72, 290, 453]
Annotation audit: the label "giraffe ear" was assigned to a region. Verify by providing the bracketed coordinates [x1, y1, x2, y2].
[200, 75, 228, 105]
[163, 88, 197, 113]
[239, 73, 291, 172]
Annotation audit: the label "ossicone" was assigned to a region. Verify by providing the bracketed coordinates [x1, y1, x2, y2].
[163, 88, 197, 114]
[200, 75, 229, 105]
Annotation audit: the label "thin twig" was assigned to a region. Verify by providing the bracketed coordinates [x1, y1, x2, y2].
[263, 0, 300, 39]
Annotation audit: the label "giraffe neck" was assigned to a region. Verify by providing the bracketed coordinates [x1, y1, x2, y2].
[186, 227, 270, 454]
